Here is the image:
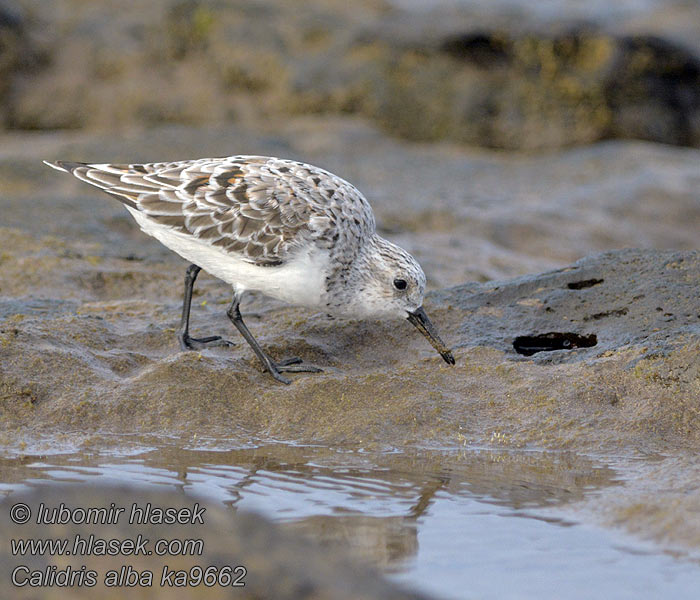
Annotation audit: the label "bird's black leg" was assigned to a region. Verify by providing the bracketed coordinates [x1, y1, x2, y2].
[177, 264, 233, 350]
[226, 292, 322, 384]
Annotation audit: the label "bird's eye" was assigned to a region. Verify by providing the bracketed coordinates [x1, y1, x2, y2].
[393, 278, 408, 291]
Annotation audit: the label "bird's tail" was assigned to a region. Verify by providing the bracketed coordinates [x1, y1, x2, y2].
[42, 159, 140, 208]
[43, 160, 88, 173]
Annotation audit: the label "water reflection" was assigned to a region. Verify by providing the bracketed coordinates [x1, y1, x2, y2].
[0, 437, 618, 571]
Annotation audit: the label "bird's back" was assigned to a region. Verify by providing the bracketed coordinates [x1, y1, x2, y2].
[45, 155, 376, 268]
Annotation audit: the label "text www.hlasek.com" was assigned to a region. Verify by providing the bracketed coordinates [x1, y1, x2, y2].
[9, 501, 247, 588]
[12, 533, 204, 557]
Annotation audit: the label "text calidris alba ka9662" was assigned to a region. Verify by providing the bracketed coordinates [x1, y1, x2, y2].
[45, 156, 455, 383]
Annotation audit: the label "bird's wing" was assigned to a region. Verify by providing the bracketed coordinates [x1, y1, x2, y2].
[46, 156, 375, 266]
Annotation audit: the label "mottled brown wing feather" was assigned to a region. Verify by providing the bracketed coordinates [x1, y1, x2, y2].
[55, 156, 375, 267]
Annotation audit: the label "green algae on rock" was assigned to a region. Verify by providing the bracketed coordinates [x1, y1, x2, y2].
[5, 0, 700, 149]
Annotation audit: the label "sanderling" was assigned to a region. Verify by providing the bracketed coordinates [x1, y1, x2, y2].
[44, 155, 455, 383]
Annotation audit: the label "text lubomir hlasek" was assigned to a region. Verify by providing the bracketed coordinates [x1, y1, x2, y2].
[34, 502, 205, 525]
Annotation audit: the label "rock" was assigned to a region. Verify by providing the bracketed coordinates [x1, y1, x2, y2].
[320, 6, 700, 149]
[1, 235, 697, 455]
[6, 0, 700, 149]
[441, 248, 699, 362]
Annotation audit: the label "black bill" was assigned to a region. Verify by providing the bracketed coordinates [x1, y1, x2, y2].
[406, 306, 456, 365]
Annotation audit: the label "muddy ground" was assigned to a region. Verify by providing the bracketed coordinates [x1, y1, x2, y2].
[0, 118, 698, 560]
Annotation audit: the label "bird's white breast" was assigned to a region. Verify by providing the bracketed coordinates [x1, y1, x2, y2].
[127, 207, 330, 307]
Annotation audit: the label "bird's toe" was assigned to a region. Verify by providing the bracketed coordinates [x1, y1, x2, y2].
[276, 362, 323, 374]
[179, 334, 233, 350]
[277, 357, 303, 366]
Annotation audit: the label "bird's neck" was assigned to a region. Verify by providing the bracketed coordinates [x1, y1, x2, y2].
[322, 234, 389, 316]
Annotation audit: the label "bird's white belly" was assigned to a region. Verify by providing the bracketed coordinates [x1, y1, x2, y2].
[127, 208, 329, 307]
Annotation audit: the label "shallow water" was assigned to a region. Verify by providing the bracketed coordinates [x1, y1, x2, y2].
[1, 438, 698, 599]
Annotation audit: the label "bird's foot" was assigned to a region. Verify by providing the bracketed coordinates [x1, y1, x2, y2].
[265, 357, 323, 384]
[276, 356, 323, 372]
[179, 333, 234, 351]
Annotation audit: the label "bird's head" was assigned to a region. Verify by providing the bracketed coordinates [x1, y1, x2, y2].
[348, 236, 455, 365]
